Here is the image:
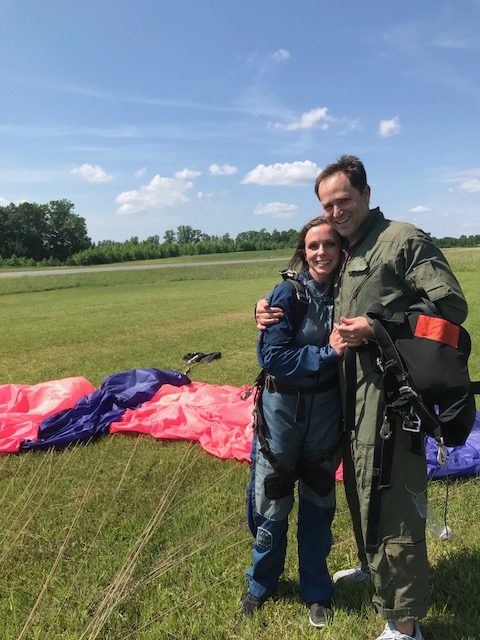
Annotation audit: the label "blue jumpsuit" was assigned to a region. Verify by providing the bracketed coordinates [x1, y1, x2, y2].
[246, 271, 343, 605]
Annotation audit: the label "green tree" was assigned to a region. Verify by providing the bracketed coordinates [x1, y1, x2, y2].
[163, 229, 176, 244]
[45, 200, 91, 261]
[176, 225, 203, 244]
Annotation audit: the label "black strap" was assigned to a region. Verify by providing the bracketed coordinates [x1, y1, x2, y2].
[344, 347, 357, 431]
[371, 318, 446, 444]
[279, 270, 309, 334]
[365, 410, 396, 554]
[343, 334, 398, 553]
[264, 374, 338, 395]
[253, 389, 298, 484]
[253, 375, 341, 485]
[472, 381, 480, 395]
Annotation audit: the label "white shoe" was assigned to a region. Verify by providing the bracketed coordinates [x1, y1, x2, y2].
[332, 566, 370, 584]
[375, 621, 424, 640]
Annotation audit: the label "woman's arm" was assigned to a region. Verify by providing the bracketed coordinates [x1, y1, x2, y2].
[257, 282, 346, 379]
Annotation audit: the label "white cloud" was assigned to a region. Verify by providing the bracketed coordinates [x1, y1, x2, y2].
[135, 167, 147, 178]
[432, 36, 476, 50]
[458, 178, 480, 193]
[273, 107, 332, 131]
[115, 174, 193, 215]
[378, 116, 401, 138]
[243, 160, 321, 186]
[175, 168, 202, 179]
[71, 163, 113, 183]
[197, 191, 213, 199]
[208, 163, 238, 176]
[443, 168, 480, 192]
[0, 196, 28, 206]
[272, 48, 290, 62]
[254, 202, 299, 218]
[410, 205, 431, 213]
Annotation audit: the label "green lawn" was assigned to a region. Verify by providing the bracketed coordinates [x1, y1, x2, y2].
[0, 250, 479, 640]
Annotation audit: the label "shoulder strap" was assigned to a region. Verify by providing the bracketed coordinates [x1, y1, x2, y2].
[370, 314, 447, 444]
[279, 269, 308, 333]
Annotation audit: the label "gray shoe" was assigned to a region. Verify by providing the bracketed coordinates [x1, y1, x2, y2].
[240, 591, 264, 616]
[309, 603, 333, 628]
[332, 566, 370, 584]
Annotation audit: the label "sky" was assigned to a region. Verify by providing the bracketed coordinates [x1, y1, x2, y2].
[1, 0, 479, 243]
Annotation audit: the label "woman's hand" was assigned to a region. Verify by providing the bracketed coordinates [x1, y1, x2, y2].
[336, 316, 374, 348]
[329, 325, 348, 356]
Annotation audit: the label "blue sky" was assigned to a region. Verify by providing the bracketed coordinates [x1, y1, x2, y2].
[1, 0, 479, 243]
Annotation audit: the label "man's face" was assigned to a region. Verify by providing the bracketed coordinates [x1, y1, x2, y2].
[317, 171, 371, 244]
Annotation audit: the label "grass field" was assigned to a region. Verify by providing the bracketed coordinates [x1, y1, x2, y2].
[0, 249, 479, 640]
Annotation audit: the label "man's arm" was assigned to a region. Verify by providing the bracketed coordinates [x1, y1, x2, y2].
[400, 236, 468, 324]
[255, 298, 284, 330]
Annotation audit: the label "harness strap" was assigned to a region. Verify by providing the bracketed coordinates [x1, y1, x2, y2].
[371, 318, 446, 445]
[344, 347, 357, 431]
[365, 407, 397, 554]
[253, 386, 298, 485]
[264, 374, 338, 395]
[343, 343, 396, 553]
[472, 381, 480, 395]
[252, 372, 342, 485]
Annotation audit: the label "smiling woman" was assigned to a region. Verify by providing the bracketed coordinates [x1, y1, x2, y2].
[304, 224, 342, 285]
[242, 216, 347, 627]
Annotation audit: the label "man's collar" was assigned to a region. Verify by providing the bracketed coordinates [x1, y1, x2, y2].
[347, 207, 382, 249]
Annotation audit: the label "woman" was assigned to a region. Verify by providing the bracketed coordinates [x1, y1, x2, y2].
[241, 217, 346, 628]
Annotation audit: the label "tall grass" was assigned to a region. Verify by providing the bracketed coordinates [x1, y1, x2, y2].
[0, 250, 479, 640]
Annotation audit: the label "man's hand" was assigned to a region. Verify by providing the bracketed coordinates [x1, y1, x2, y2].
[336, 316, 374, 348]
[255, 298, 284, 330]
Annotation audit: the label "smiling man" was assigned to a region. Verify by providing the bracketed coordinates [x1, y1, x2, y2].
[256, 155, 467, 640]
[316, 155, 467, 640]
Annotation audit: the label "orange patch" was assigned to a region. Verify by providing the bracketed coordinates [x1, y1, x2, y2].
[415, 315, 460, 348]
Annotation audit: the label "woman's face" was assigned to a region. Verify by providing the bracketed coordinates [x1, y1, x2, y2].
[304, 224, 342, 284]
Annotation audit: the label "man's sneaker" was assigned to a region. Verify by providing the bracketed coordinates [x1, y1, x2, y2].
[240, 591, 264, 616]
[375, 621, 424, 640]
[332, 566, 370, 585]
[308, 603, 333, 628]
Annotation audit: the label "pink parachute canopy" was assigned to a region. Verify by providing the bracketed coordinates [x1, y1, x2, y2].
[109, 381, 255, 461]
[5, 370, 479, 482]
[0, 377, 95, 453]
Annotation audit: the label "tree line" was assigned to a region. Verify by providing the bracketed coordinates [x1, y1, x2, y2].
[0, 200, 91, 265]
[1, 200, 478, 267]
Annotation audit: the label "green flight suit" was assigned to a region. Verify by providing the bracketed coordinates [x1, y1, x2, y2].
[334, 208, 467, 621]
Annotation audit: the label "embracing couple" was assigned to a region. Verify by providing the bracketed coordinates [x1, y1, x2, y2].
[241, 155, 467, 640]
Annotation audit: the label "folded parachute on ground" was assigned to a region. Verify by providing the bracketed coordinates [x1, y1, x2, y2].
[1, 369, 479, 480]
[0, 377, 95, 454]
[19, 368, 189, 452]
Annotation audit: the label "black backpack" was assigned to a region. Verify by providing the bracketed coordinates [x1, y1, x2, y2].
[367, 301, 480, 447]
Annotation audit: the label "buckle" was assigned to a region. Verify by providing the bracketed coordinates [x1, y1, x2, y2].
[402, 408, 421, 433]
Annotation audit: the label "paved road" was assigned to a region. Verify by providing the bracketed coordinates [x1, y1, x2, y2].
[0, 257, 285, 278]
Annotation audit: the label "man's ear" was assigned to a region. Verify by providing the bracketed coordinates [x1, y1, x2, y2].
[363, 184, 371, 206]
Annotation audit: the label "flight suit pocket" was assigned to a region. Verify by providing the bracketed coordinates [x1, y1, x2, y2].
[405, 261, 452, 302]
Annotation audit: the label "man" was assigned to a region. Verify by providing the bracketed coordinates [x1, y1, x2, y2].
[256, 155, 467, 640]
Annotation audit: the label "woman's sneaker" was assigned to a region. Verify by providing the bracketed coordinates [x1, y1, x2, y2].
[332, 566, 370, 584]
[240, 591, 265, 616]
[308, 603, 333, 628]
